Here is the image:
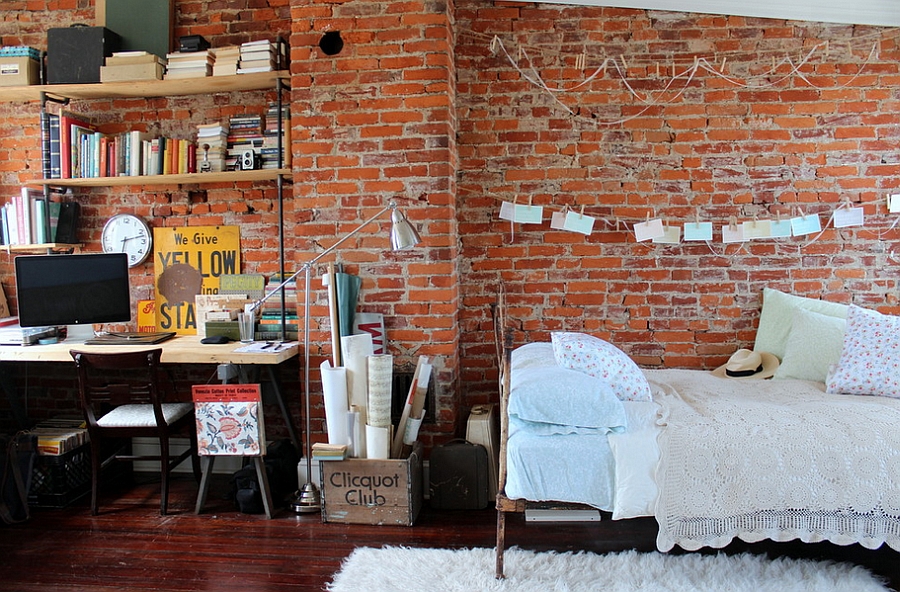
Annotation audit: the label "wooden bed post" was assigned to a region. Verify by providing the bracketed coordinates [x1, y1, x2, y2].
[494, 285, 513, 578]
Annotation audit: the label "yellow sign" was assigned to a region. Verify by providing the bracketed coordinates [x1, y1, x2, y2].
[153, 226, 241, 334]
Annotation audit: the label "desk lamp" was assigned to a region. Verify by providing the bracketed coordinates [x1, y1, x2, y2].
[249, 200, 422, 513]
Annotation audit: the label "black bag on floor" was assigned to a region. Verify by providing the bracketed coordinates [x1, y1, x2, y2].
[1, 433, 36, 525]
[429, 439, 490, 510]
[229, 438, 299, 514]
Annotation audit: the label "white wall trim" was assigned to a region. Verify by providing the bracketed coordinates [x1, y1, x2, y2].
[530, 0, 900, 27]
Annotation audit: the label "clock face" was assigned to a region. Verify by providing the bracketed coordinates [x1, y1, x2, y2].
[101, 214, 153, 267]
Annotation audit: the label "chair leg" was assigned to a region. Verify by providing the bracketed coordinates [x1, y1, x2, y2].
[189, 430, 201, 483]
[159, 435, 170, 516]
[89, 442, 101, 516]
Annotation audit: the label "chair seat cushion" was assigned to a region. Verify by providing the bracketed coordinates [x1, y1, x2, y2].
[97, 402, 193, 428]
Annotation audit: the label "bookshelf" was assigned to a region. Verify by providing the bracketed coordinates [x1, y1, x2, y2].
[2, 71, 291, 256]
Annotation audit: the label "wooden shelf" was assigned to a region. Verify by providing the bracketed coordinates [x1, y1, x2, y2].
[0, 71, 290, 103]
[2, 243, 81, 253]
[30, 169, 290, 188]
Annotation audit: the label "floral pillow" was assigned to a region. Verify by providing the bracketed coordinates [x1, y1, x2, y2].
[550, 332, 652, 402]
[826, 305, 900, 398]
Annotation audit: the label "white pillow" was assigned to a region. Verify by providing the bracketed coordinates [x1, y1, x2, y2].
[550, 332, 652, 402]
[826, 305, 900, 398]
[509, 365, 627, 431]
[754, 287, 848, 361]
[510, 342, 557, 370]
[773, 308, 846, 383]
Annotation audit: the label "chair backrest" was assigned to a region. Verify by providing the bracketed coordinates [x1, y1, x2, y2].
[69, 349, 167, 429]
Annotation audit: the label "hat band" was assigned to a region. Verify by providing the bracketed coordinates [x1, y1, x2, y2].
[726, 364, 763, 378]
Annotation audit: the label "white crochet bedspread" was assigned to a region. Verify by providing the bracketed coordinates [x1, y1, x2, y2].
[649, 369, 900, 553]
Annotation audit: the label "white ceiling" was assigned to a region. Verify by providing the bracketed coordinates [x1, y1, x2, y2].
[530, 0, 900, 27]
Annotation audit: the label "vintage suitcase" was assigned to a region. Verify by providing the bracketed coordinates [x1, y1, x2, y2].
[429, 439, 490, 510]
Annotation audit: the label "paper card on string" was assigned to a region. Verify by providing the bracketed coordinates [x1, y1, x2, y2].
[652, 225, 681, 244]
[722, 223, 744, 244]
[563, 211, 595, 235]
[683, 222, 713, 241]
[770, 219, 792, 238]
[889, 195, 900, 214]
[634, 218, 665, 242]
[499, 201, 543, 224]
[791, 215, 821, 236]
[742, 220, 772, 240]
[550, 210, 566, 229]
[833, 207, 864, 228]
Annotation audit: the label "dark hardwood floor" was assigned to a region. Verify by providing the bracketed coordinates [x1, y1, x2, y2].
[2, 474, 899, 591]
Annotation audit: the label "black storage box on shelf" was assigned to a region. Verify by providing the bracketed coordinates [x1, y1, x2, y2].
[28, 444, 91, 508]
[47, 26, 121, 84]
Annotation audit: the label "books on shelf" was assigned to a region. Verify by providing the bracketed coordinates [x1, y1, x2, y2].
[164, 50, 213, 79]
[238, 40, 276, 74]
[212, 45, 241, 77]
[1, 187, 53, 246]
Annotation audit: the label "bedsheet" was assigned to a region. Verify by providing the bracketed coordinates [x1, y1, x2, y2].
[506, 415, 616, 510]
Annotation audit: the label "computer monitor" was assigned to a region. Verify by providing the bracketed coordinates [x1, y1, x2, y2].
[15, 253, 131, 335]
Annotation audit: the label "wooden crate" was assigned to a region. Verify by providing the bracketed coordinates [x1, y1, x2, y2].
[320, 442, 423, 526]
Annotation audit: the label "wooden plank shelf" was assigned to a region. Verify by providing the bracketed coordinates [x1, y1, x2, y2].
[29, 169, 291, 188]
[0, 71, 290, 103]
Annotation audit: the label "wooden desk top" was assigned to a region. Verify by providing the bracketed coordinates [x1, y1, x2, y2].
[0, 335, 300, 365]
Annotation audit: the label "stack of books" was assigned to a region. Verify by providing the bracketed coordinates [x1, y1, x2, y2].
[211, 46, 241, 76]
[164, 50, 213, 79]
[101, 51, 166, 82]
[238, 40, 276, 74]
[196, 121, 229, 172]
[312, 442, 348, 462]
[226, 113, 264, 170]
[262, 101, 290, 169]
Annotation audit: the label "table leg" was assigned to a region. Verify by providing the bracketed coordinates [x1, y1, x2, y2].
[266, 365, 300, 453]
[194, 456, 216, 514]
[254, 456, 274, 519]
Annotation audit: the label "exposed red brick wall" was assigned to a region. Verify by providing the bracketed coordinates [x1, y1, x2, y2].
[2, 0, 899, 445]
[455, 2, 900, 403]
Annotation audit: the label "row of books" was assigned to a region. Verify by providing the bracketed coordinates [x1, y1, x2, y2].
[1, 188, 56, 246]
[30, 417, 88, 456]
[41, 111, 199, 180]
[39, 105, 290, 180]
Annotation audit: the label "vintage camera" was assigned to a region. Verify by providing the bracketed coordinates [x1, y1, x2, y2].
[240, 149, 259, 170]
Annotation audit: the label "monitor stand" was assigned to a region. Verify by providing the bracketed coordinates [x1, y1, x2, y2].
[64, 324, 96, 343]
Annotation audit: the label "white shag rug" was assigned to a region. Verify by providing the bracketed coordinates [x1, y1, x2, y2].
[326, 546, 891, 592]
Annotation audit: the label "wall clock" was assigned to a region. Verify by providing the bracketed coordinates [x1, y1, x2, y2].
[101, 213, 153, 267]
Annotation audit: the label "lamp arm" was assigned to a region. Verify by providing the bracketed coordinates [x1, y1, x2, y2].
[249, 201, 396, 313]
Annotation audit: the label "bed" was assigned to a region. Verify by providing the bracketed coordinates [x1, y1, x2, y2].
[493, 288, 900, 578]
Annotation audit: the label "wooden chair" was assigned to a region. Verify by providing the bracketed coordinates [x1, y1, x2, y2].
[70, 348, 201, 515]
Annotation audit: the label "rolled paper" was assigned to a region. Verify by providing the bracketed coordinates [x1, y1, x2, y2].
[347, 407, 361, 458]
[402, 414, 424, 446]
[341, 333, 374, 457]
[320, 360, 349, 446]
[366, 354, 393, 429]
[365, 424, 390, 460]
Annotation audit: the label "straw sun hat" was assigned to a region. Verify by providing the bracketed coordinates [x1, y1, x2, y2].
[711, 349, 780, 380]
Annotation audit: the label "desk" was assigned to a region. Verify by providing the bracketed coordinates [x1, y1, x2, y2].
[0, 336, 301, 451]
